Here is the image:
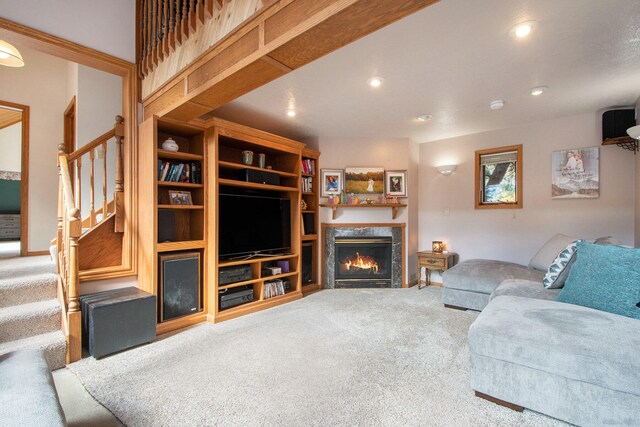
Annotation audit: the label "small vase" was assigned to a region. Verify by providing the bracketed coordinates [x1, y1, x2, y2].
[242, 150, 254, 166]
[162, 137, 179, 152]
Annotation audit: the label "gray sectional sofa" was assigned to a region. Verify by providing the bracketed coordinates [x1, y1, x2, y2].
[441, 236, 640, 426]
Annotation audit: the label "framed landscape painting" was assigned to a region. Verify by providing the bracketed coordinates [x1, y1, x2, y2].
[345, 167, 384, 195]
[551, 147, 599, 199]
[385, 170, 407, 196]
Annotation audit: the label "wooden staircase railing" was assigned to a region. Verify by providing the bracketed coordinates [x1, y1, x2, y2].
[56, 144, 82, 363]
[67, 116, 125, 232]
[55, 115, 125, 363]
[138, 0, 227, 78]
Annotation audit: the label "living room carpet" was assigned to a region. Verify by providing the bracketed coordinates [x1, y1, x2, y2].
[68, 288, 565, 426]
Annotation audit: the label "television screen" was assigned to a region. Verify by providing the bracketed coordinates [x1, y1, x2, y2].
[218, 192, 291, 258]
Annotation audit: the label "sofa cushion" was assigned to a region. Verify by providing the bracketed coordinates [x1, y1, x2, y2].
[491, 279, 560, 301]
[469, 296, 640, 397]
[542, 240, 581, 289]
[528, 233, 578, 271]
[0, 349, 66, 427]
[557, 242, 640, 320]
[442, 259, 544, 295]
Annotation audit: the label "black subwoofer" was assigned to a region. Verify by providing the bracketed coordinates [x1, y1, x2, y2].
[159, 252, 201, 322]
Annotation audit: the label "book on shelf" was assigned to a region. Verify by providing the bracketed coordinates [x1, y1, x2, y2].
[301, 176, 313, 192]
[301, 158, 316, 175]
[263, 279, 290, 299]
[158, 160, 201, 184]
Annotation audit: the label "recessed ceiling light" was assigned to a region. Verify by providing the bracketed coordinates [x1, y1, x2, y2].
[490, 100, 505, 110]
[416, 114, 432, 122]
[530, 86, 548, 96]
[367, 76, 384, 88]
[286, 109, 296, 117]
[509, 21, 538, 38]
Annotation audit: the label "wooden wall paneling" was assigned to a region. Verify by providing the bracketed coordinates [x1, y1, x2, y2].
[142, 0, 439, 122]
[78, 215, 123, 270]
[138, 117, 158, 295]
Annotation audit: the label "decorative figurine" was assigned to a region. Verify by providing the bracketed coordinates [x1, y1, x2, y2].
[162, 137, 179, 152]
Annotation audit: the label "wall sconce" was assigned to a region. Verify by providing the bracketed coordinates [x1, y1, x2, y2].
[0, 40, 25, 67]
[626, 125, 640, 152]
[432, 241, 443, 253]
[436, 165, 457, 176]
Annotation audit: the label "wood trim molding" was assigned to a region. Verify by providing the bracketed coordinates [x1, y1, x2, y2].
[0, 100, 30, 256]
[474, 144, 523, 210]
[0, 18, 138, 276]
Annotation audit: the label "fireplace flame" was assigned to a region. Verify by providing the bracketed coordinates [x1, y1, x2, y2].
[343, 252, 379, 273]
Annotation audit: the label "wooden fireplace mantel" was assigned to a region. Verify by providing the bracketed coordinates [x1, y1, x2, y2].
[319, 203, 407, 220]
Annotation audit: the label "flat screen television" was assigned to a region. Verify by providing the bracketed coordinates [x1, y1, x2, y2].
[218, 192, 291, 258]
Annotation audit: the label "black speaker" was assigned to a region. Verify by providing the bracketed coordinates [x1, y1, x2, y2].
[159, 252, 200, 321]
[243, 168, 280, 186]
[602, 109, 636, 141]
[302, 242, 313, 284]
[157, 209, 176, 243]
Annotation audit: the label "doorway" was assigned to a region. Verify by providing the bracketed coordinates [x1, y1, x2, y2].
[0, 100, 29, 257]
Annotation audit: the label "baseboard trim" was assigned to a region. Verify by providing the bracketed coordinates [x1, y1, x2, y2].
[27, 250, 50, 256]
[474, 391, 524, 412]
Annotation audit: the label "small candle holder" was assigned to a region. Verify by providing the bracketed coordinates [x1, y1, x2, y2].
[432, 241, 443, 253]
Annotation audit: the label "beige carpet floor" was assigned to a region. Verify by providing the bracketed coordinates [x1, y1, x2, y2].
[68, 287, 566, 426]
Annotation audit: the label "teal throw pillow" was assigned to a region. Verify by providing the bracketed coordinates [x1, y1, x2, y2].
[543, 240, 581, 289]
[556, 242, 640, 319]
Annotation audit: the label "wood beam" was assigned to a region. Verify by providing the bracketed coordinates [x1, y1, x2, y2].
[143, 0, 439, 122]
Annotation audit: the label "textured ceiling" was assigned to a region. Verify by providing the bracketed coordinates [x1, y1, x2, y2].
[212, 0, 640, 143]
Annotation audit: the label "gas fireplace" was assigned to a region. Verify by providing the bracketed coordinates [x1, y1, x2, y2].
[334, 237, 392, 287]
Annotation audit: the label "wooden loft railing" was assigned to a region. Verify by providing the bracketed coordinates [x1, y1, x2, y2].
[138, 0, 229, 78]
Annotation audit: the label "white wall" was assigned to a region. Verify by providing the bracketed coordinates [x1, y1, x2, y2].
[419, 111, 636, 282]
[0, 122, 21, 172]
[317, 137, 419, 284]
[0, 46, 69, 252]
[0, 0, 136, 62]
[76, 65, 122, 219]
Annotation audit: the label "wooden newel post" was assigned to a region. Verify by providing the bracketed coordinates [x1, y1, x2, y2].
[114, 115, 125, 233]
[67, 207, 82, 363]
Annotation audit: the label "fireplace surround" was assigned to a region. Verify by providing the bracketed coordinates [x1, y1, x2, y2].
[323, 224, 405, 288]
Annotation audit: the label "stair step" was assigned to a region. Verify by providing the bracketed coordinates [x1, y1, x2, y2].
[0, 299, 61, 344]
[0, 272, 57, 308]
[0, 255, 55, 280]
[0, 330, 66, 370]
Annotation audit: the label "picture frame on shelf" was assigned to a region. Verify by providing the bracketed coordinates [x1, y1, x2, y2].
[385, 170, 407, 197]
[344, 167, 384, 195]
[169, 190, 193, 205]
[321, 169, 343, 197]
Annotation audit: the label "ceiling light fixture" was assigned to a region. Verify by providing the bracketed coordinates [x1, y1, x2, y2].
[367, 76, 384, 88]
[489, 100, 505, 110]
[0, 40, 24, 67]
[416, 114, 432, 122]
[509, 21, 538, 39]
[286, 109, 296, 117]
[530, 86, 548, 96]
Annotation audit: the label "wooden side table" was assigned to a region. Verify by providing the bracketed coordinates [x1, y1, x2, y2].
[417, 251, 457, 289]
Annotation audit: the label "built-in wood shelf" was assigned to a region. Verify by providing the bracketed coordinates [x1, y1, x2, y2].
[157, 204, 204, 209]
[320, 203, 407, 220]
[157, 181, 204, 188]
[157, 240, 206, 252]
[218, 160, 298, 178]
[218, 178, 299, 193]
[218, 253, 297, 268]
[301, 234, 318, 241]
[157, 149, 204, 161]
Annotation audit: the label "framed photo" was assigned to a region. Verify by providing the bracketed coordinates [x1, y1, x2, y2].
[385, 170, 407, 196]
[169, 190, 193, 205]
[320, 169, 343, 197]
[344, 167, 384, 195]
[551, 147, 599, 199]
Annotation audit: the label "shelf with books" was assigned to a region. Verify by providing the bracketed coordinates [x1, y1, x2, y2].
[301, 148, 320, 294]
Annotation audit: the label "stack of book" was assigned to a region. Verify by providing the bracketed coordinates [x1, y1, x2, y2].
[158, 160, 202, 183]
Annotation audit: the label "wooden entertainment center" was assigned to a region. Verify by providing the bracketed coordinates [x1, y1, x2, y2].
[139, 117, 319, 333]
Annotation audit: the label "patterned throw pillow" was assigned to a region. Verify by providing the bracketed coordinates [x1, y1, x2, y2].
[542, 240, 581, 289]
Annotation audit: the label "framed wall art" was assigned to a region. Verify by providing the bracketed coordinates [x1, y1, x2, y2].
[344, 167, 384, 195]
[385, 170, 407, 196]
